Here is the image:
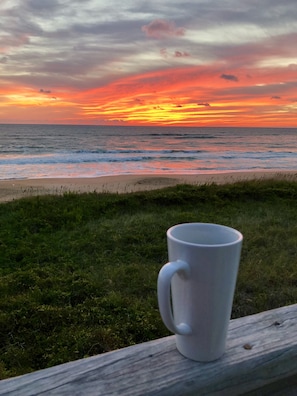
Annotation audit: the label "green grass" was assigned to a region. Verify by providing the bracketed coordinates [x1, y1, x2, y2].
[0, 179, 297, 379]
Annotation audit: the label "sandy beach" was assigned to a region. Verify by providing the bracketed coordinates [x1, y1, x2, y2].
[0, 171, 296, 203]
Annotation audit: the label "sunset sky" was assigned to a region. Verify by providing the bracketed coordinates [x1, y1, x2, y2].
[1, 0, 297, 127]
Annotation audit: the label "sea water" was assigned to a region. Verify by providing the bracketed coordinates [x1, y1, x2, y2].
[0, 124, 296, 180]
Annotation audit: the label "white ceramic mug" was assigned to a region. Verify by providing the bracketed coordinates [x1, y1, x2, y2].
[158, 222, 243, 362]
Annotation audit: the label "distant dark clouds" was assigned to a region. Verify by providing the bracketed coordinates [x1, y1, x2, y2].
[160, 49, 190, 58]
[142, 19, 185, 39]
[40, 89, 51, 94]
[220, 74, 239, 82]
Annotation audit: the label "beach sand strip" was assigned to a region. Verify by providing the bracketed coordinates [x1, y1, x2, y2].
[0, 171, 296, 203]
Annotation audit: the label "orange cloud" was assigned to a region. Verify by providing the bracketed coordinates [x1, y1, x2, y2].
[1, 59, 297, 126]
[76, 62, 297, 127]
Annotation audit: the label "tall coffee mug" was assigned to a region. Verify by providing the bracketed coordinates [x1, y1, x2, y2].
[158, 223, 243, 362]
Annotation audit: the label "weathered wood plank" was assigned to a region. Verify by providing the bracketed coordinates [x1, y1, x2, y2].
[1, 304, 297, 395]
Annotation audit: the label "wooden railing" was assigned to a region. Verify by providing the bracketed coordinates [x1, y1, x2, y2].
[1, 303, 297, 395]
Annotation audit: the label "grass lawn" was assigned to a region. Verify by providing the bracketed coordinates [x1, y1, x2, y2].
[0, 179, 297, 379]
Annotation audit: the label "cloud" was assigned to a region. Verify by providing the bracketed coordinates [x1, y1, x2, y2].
[288, 63, 297, 70]
[0, 33, 31, 52]
[160, 49, 190, 59]
[26, 0, 60, 14]
[220, 74, 239, 82]
[174, 51, 190, 58]
[40, 88, 51, 94]
[142, 19, 185, 39]
[134, 98, 145, 105]
[1, 0, 297, 126]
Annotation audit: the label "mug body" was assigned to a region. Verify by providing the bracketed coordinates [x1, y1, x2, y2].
[166, 223, 242, 361]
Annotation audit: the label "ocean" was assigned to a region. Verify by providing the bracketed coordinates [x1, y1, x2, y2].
[0, 124, 296, 180]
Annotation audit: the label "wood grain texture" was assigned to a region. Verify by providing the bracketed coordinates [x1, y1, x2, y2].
[1, 304, 297, 395]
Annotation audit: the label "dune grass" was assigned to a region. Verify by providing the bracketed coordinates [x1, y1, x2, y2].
[0, 179, 297, 379]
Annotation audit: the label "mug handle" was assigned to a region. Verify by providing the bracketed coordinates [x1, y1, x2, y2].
[157, 259, 192, 335]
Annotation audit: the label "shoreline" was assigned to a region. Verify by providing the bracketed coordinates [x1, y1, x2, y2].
[1, 170, 297, 203]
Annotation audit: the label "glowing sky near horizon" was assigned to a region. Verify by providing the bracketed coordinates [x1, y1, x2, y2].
[1, 0, 297, 126]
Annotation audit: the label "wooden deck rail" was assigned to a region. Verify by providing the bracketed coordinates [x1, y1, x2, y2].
[1, 303, 297, 395]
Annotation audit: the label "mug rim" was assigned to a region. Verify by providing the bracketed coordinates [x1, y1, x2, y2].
[167, 222, 243, 247]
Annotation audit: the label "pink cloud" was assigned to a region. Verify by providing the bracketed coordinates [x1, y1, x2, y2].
[174, 51, 190, 57]
[142, 19, 185, 39]
[0, 33, 30, 52]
